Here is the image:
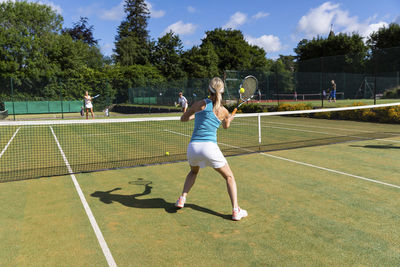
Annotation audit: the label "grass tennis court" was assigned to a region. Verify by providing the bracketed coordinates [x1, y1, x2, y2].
[1, 111, 400, 266]
[1, 140, 400, 266]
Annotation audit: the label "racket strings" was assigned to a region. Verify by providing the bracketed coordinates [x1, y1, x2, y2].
[241, 77, 257, 100]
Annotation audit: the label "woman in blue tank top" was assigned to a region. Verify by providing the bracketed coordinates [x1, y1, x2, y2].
[175, 77, 247, 221]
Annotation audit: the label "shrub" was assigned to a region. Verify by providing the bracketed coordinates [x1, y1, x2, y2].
[277, 103, 312, 111]
[224, 103, 265, 113]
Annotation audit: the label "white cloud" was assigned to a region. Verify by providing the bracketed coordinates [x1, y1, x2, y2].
[100, 43, 113, 56]
[296, 1, 389, 39]
[361, 21, 388, 36]
[146, 1, 165, 18]
[39, 0, 62, 14]
[223, 12, 247, 29]
[246, 34, 282, 53]
[100, 1, 124, 21]
[163, 21, 197, 35]
[187, 6, 195, 13]
[252, 12, 269, 20]
[297, 2, 339, 38]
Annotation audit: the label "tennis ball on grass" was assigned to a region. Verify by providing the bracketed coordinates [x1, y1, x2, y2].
[165, 151, 170, 156]
[240, 88, 245, 94]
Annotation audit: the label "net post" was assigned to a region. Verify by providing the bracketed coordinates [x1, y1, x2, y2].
[11, 77, 16, 121]
[258, 113, 261, 151]
[374, 75, 377, 105]
[60, 78, 64, 119]
[321, 91, 324, 107]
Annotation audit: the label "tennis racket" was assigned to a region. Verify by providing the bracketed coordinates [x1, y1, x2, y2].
[92, 94, 100, 99]
[231, 75, 258, 116]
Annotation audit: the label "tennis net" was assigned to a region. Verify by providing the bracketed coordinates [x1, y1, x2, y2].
[1, 102, 400, 182]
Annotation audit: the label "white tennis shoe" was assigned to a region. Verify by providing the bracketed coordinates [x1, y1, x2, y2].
[175, 196, 186, 208]
[232, 208, 248, 221]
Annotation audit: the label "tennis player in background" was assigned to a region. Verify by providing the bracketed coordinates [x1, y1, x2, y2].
[84, 91, 94, 119]
[328, 80, 336, 102]
[177, 92, 188, 113]
[175, 77, 248, 221]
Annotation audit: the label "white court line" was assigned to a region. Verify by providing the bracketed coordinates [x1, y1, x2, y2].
[50, 126, 117, 267]
[234, 121, 400, 143]
[259, 152, 400, 190]
[165, 129, 400, 190]
[83, 131, 140, 137]
[376, 138, 400, 143]
[0, 127, 20, 159]
[264, 125, 400, 143]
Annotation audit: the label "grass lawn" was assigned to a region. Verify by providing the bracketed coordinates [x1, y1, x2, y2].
[1, 135, 399, 266]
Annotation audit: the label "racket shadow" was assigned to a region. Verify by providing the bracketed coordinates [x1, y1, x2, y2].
[90, 185, 231, 220]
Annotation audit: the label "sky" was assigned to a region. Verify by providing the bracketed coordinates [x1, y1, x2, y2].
[6, 0, 400, 59]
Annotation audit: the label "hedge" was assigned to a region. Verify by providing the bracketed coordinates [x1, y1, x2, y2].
[311, 102, 400, 123]
[111, 104, 181, 114]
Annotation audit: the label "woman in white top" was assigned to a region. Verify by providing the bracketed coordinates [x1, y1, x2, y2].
[84, 91, 94, 119]
[178, 92, 188, 113]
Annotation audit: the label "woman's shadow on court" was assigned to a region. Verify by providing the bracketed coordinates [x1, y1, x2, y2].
[90, 184, 231, 220]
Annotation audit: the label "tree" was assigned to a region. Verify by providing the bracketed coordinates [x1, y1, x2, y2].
[278, 55, 296, 72]
[182, 41, 219, 78]
[367, 23, 400, 50]
[271, 59, 294, 93]
[294, 33, 367, 72]
[0, 1, 63, 97]
[114, 0, 151, 65]
[62, 17, 98, 46]
[0, 1, 107, 100]
[201, 28, 269, 73]
[367, 23, 400, 73]
[152, 31, 185, 81]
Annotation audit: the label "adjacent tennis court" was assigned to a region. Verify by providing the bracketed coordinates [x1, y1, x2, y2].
[1, 106, 400, 266]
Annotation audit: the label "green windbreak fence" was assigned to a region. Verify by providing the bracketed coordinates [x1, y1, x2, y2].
[4, 101, 82, 115]
[132, 97, 157, 104]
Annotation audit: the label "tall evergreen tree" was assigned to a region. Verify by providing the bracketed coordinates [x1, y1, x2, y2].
[114, 0, 151, 65]
[152, 31, 186, 81]
[62, 17, 98, 46]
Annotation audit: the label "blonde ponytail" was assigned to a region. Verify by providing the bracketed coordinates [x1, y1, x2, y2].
[208, 77, 224, 111]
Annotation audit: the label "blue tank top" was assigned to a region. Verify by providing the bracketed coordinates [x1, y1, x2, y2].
[190, 99, 221, 143]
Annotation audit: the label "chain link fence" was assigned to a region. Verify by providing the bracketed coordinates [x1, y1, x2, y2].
[1, 46, 400, 119]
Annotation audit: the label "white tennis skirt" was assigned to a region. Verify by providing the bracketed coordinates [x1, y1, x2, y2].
[85, 103, 93, 109]
[187, 142, 227, 169]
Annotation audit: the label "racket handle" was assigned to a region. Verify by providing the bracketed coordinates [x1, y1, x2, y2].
[231, 108, 237, 116]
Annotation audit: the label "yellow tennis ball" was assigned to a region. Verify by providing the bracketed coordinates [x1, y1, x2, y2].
[165, 151, 170, 156]
[240, 87, 245, 94]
